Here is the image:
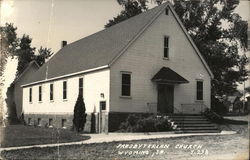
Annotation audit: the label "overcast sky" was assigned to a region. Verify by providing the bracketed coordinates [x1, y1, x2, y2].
[1, 0, 249, 53]
[1, 0, 124, 52]
[0, 0, 249, 96]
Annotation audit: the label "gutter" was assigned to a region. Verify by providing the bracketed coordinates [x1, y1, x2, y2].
[21, 65, 109, 87]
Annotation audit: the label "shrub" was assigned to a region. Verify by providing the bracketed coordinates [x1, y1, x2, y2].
[7, 102, 20, 125]
[211, 96, 227, 114]
[119, 114, 172, 132]
[73, 95, 87, 132]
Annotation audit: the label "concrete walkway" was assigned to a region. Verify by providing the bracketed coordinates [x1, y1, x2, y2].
[0, 130, 236, 151]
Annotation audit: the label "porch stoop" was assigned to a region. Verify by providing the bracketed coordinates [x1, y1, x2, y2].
[168, 114, 221, 134]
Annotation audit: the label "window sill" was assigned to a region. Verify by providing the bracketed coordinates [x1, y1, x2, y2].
[39, 101, 42, 103]
[63, 99, 68, 102]
[50, 100, 54, 103]
[120, 96, 132, 99]
[163, 57, 169, 60]
[195, 100, 204, 103]
[29, 102, 32, 104]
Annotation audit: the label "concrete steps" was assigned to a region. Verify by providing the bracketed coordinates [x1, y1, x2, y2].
[168, 114, 221, 134]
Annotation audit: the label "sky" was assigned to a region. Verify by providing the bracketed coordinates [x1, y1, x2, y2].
[1, 0, 249, 52]
[0, 0, 249, 115]
[0, 0, 123, 52]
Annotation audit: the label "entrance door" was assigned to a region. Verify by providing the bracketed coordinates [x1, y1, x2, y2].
[157, 84, 174, 114]
[99, 101, 106, 133]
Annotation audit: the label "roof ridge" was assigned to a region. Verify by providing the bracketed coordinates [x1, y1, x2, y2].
[14, 61, 39, 83]
[68, 3, 169, 47]
[22, 2, 214, 86]
[39, 3, 168, 71]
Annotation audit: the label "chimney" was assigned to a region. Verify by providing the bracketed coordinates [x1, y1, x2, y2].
[61, 40, 67, 48]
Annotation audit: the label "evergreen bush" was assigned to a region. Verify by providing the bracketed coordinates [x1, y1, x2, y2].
[73, 95, 87, 132]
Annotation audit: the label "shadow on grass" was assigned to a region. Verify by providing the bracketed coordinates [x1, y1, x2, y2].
[0, 125, 91, 148]
[222, 119, 248, 125]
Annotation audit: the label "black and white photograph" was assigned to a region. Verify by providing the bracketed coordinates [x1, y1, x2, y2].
[0, 0, 249, 159]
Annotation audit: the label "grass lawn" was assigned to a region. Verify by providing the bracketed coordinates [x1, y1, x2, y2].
[0, 125, 90, 147]
[1, 116, 249, 160]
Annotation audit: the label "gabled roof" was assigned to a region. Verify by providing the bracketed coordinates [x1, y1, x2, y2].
[152, 67, 189, 84]
[14, 60, 40, 83]
[23, 2, 213, 87]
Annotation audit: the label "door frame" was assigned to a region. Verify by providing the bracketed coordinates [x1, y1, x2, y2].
[157, 83, 174, 114]
[99, 100, 107, 133]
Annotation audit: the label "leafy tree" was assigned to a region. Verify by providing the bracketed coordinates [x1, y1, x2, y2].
[0, 23, 18, 86]
[5, 83, 19, 124]
[35, 47, 53, 66]
[73, 95, 87, 132]
[1, 23, 53, 77]
[1, 23, 53, 122]
[1, 23, 19, 124]
[15, 35, 36, 76]
[0, 23, 18, 54]
[105, 0, 148, 28]
[106, 0, 249, 99]
[172, 0, 248, 97]
[245, 86, 250, 93]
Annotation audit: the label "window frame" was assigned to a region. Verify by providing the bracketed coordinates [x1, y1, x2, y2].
[29, 87, 32, 103]
[196, 80, 204, 101]
[100, 101, 106, 111]
[38, 86, 42, 102]
[120, 71, 132, 98]
[49, 118, 53, 127]
[28, 118, 32, 125]
[163, 36, 170, 59]
[37, 118, 41, 126]
[79, 77, 84, 97]
[50, 83, 54, 101]
[165, 8, 169, 15]
[63, 81, 67, 100]
[61, 119, 67, 128]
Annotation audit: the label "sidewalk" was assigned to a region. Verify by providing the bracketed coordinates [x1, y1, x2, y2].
[0, 130, 236, 151]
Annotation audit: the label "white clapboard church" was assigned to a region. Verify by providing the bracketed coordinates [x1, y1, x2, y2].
[19, 2, 214, 133]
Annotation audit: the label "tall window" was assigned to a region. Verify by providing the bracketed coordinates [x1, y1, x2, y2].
[29, 88, 32, 103]
[37, 118, 41, 126]
[196, 81, 203, 100]
[165, 8, 169, 15]
[49, 118, 53, 127]
[79, 78, 83, 96]
[50, 84, 54, 101]
[121, 73, 131, 96]
[39, 86, 42, 102]
[164, 36, 169, 58]
[62, 119, 66, 128]
[63, 81, 67, 100]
